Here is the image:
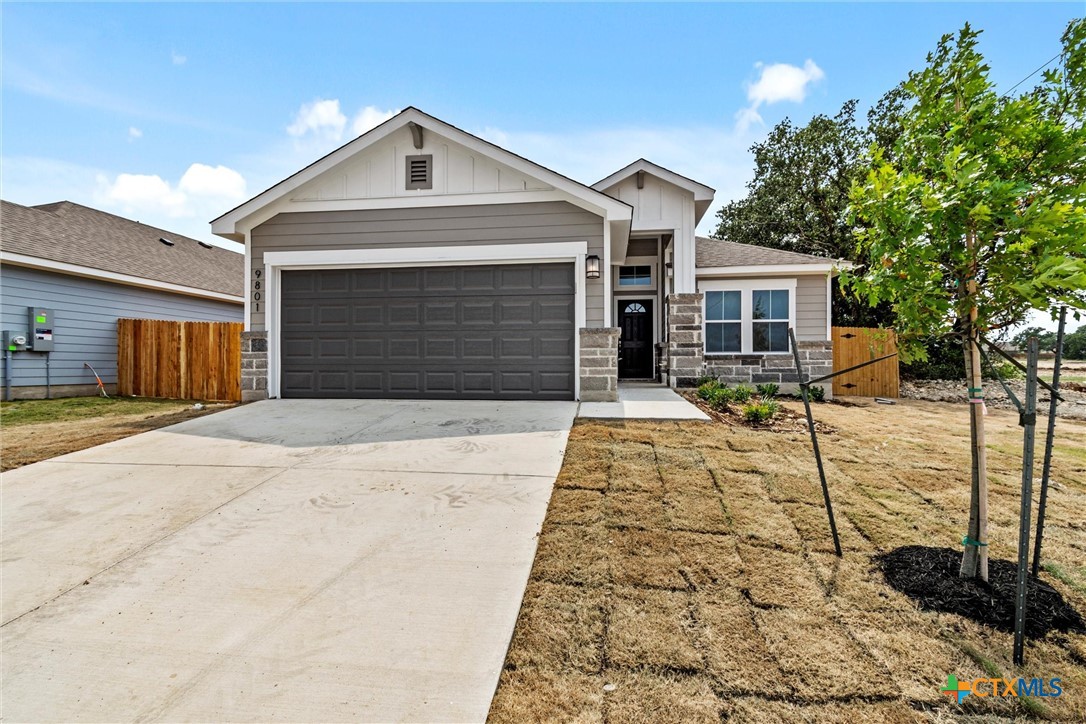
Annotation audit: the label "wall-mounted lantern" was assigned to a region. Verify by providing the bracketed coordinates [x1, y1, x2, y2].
[586, 255, 601, 280]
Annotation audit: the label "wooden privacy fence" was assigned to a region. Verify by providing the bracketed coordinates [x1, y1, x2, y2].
[831, 326, 900, 398]
[117, 319, 244, 401]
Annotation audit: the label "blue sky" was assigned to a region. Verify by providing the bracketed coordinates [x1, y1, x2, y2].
[2, 1, 1081, 260]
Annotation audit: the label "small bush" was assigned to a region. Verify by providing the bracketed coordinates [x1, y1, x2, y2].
[742, 396, 781, 424]
[704, 386, 733, 411]
[732, 384, 754, 403]
[695, 375, 718, 387]
[756, 382, 780, 398]
[697, 380, 722, 400]
[808, 385, 826, 402]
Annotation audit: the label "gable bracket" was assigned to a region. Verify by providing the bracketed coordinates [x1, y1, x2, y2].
[408, 122, 424, 150]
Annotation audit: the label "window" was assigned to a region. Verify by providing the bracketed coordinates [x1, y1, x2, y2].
[619, 265, 652, 286]
[752, 289, 790, 352]
[624, 302, 647, 313]
[700, 281, 796, 354]
[704, 290, 741, 353]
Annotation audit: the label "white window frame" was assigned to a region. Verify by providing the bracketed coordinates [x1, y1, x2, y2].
[262, 241, 588, 400]
[698, 278, 797, 355]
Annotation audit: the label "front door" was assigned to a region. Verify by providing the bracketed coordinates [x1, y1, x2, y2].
[618, 299, 653, 379]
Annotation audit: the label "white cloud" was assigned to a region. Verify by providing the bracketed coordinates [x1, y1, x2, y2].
[287, 98, 347, 140]
[171, 50, 187, 66]
[351, 106, 398, 136]
[178, 163, 247, 200]
[736, 59, 825, 131]
[97, 163, 246, 227]
[747, 59, 825, 107]
[127, 126, 143, 141]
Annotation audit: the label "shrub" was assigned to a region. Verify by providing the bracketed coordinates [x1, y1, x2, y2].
[808, 385, 826, 402]
[703, 386, 734, 411]
[742, 396, 781, 424]
[697, 380, 722, 400]
[732, 384, 754, 403]
[695, 375, 718, 387]
[756, 382, 780, 398]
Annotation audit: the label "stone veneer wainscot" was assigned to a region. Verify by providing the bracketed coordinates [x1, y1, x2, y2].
[241, 331, 268, 402]
[579, 327, 619, 402]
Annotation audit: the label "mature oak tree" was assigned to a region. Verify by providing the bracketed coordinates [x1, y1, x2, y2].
[846, 21, 1086, 581]
[714, 95, 903, 326]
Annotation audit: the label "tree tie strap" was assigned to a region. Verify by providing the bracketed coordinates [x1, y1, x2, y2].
[962, 535, 988, 547]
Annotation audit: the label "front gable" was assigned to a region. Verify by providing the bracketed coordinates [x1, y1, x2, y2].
[290, 124, 555, 202]
[212, 108, 631, 244]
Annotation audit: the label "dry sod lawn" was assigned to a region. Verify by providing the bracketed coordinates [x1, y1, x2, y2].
[489, 398, 1086, 723]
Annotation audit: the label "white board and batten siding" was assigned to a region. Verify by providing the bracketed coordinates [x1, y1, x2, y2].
[597, 174, 698, 293]
[0, 265, 241, 388]
[248, 202, 606, 331]
[291, 125, 554, 202]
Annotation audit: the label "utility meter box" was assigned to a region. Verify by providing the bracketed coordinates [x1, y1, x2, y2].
[3, 330, 30, 352]
[27, 307, 55, 352]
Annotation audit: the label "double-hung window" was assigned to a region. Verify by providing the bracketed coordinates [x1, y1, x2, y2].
[701, 280, 796, 354]
[705, 291, 742, 353]
[752, 289, 790, 352]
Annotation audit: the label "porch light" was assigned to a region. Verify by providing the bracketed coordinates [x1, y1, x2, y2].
[586, 255, 601, 279]
[665, 261, 674, 278]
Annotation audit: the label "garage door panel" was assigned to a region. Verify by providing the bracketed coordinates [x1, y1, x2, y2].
[280, 264, 575, 400]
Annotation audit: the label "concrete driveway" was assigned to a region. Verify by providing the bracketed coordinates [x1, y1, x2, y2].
[1, 399, 576, 722]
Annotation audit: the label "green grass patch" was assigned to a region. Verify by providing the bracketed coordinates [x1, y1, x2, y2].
[958, 642, 1048, 719]
[1042, 562, 1086, 595]
[0, 397, 191, 427]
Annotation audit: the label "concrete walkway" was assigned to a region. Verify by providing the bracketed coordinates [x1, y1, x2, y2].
[578, 382, 710, 421]
[1, 399, 576, 723]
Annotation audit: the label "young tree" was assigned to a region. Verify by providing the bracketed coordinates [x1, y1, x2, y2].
[846, 21, 1086, 581]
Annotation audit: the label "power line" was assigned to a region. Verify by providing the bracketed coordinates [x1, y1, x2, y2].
[1002, 51, 1063, 98]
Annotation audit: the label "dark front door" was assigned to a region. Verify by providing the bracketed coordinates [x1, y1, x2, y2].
[618, 299, 654, 379]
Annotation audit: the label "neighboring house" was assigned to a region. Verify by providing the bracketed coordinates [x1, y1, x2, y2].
[212, 107, 843, 403]
[1, 200, 244, 399]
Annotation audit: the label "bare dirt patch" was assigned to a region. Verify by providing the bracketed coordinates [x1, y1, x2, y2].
[1, 397, 234, 470]
[489, 399, 1086, 722]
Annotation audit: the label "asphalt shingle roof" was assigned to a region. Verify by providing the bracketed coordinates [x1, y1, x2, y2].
[1, 200, 243, 297]
[696, 236, 836, 268]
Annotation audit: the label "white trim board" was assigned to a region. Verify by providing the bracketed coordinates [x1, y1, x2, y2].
[261, 241, 589, 401]
[696, 263, 843, 278]
[0, 252, 244, 304]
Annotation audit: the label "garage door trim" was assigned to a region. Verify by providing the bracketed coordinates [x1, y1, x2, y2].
[262, 242, 588, 399]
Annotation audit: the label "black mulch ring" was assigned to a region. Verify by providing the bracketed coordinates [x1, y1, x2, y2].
[874, 546, 1085, 638]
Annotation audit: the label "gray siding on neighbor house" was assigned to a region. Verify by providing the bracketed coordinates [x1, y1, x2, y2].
[249, 201, 606, 330]
[0, 264, 242, 387]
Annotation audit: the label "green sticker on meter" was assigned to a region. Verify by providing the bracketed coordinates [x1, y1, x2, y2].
[36, 315, 46, 323]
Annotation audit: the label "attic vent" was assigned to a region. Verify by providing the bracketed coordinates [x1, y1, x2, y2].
[405, 154, 433, 190]
[198, 241, 213, 249]
[158, 237, 175, 246]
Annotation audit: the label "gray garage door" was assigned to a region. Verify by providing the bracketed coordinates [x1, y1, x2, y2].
[279, 264, 576, 399]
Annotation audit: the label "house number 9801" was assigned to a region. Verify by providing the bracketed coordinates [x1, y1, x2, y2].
[252, 268, 263, 312]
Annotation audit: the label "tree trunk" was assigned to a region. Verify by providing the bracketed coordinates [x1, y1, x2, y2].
[959, 287, 989, 582]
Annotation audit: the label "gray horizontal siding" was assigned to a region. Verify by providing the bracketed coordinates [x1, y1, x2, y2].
[1, 265, 242, 388]
[250, 201, 605, 330]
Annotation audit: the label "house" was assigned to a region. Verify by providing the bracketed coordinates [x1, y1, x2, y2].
[1, 200, 244, 399]
[212, 108, 841, 403]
